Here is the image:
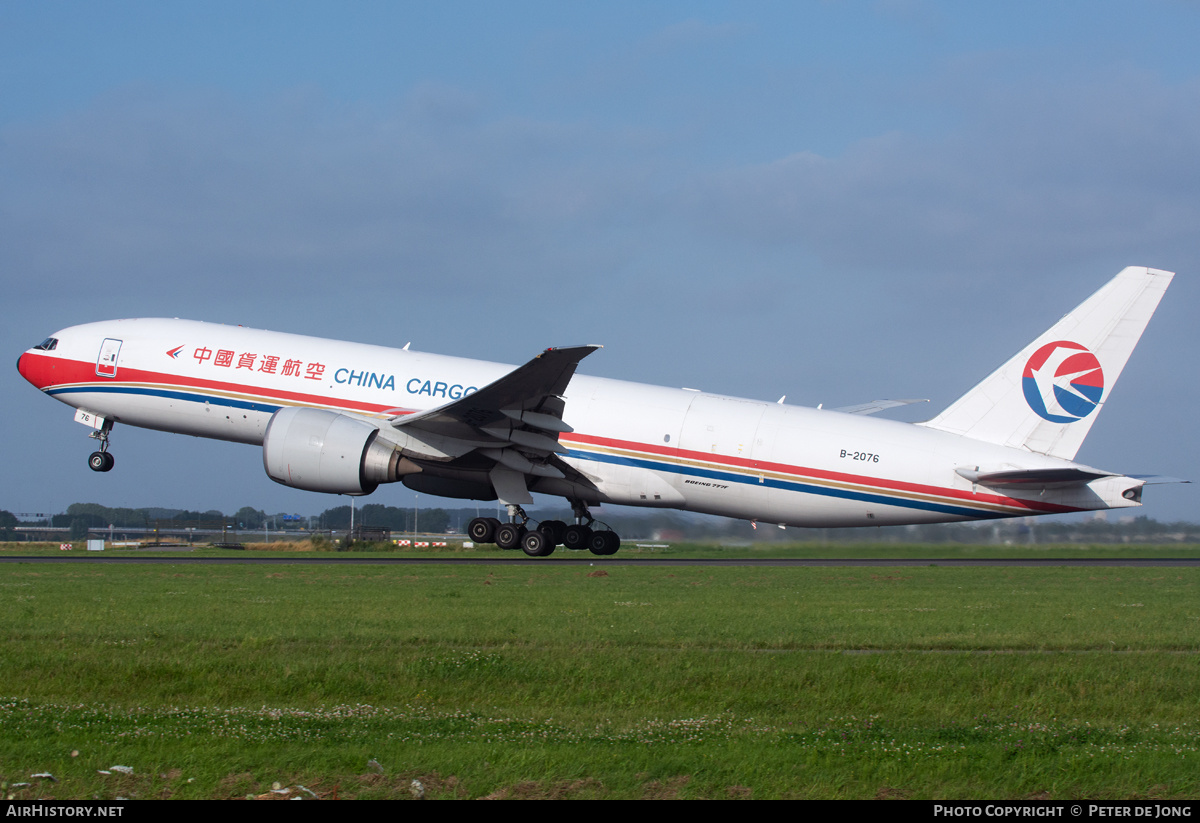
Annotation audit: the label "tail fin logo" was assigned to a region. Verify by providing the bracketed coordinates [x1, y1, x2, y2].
[1021, 341, 1105, 423]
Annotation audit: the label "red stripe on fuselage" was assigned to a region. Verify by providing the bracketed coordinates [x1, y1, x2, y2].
[18, 352, 408, 416]
[21, 352, 1079, 516]
[560, 432, 1078, 515]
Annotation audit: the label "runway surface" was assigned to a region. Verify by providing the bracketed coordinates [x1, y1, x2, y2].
[3, 555, 1199, 567]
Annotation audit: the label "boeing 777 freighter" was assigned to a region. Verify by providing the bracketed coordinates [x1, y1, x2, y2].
[17, 266, 1179, 556]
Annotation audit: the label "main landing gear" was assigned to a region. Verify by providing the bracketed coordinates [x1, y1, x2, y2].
[87, 420, 115, 473]
[467, 499, 621, 558]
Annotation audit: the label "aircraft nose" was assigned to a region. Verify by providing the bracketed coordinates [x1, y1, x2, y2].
[17, 349, 50, 390]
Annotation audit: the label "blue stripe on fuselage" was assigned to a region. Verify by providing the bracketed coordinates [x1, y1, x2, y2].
[46, 383, 1005, 520]
[46, 384, 283, 414]
[564, 447, 1004, 520]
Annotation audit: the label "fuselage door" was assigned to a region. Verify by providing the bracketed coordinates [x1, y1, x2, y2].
[96, 338, 122, 378]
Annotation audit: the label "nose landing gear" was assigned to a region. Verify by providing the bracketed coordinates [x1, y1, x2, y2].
[88, 450, 114, 472]
[86, 419, 115, 473]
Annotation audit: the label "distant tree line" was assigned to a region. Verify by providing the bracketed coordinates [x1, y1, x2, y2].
[2, 503, 1199, 544]
[0, 510, 17, 540]
[320, 504, 452, 534]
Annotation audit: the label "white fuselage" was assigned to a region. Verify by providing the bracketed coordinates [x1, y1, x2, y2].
[18, 318, 1140, 527]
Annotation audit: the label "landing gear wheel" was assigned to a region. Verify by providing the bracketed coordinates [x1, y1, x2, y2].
[88, 451, 114, 473]
[521, 529, 555, 557]
[468, 516, 498, 544]
[537, 520, 566, 545]
[494, 523, 525, 550]
[588, 530, 620, 556]
[562, 524, 592, 551]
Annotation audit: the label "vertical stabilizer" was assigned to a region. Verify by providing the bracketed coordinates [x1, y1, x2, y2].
[919, 266, 1173, 460]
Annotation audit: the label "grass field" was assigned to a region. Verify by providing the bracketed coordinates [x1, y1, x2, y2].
[11, 537, 1200, 559]
[1, 546, 1198, 799]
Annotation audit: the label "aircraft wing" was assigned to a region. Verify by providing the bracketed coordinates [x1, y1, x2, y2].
[831, 399, 928, 415]
[384, 346, 601, 499]
[392, 344, 599, 440]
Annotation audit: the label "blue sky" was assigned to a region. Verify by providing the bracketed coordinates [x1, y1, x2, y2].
[3, 1, 1198, 523]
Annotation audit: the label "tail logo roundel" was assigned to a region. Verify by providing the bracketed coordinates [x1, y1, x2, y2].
[1021, 341, 1105, 423]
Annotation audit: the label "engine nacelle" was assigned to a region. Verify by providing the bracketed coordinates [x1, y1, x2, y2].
[263, 407, 407, 495]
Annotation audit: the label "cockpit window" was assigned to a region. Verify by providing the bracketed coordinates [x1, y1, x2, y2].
[33, 338, 58, 351]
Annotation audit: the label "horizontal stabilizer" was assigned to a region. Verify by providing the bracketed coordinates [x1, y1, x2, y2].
[956, 466, 1116, 488]
[1127, 475, 1191, 485]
